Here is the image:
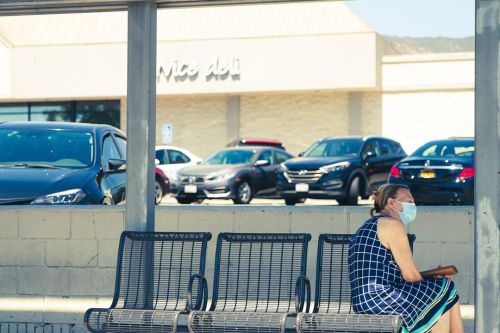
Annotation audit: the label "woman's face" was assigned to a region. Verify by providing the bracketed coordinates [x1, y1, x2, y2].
[387, 188, 415, 213]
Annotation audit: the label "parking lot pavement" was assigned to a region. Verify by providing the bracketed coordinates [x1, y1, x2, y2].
[160, 196, 373, 206]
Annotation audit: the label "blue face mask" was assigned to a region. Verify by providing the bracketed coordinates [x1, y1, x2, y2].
[397, 201, 417, 225]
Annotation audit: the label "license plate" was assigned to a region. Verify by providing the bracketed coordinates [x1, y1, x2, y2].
[184, 185, 198, 193]
[295, 183, 309, 192]
[419, 169, 436, 179]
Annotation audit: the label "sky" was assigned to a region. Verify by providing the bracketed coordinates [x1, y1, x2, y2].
[346, 0, 475, 38]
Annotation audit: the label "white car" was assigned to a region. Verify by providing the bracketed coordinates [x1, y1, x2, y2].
[155, 146, 202, 180]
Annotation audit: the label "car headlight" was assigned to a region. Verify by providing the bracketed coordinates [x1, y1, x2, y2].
[320, 161, 351, 173]
[279, 163, 288, 172]
[206, 172, 235, 182]
[31, 188, 86, 204]
[170, 171, 179, 182]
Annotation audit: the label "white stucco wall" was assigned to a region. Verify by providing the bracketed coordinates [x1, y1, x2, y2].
[382, 53, 475, 154]
[0, 37, 11, 98]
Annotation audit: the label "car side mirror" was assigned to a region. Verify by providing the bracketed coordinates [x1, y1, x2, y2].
[155, 158, 160, 166]
[254, 159, 271, 167]
[298, 152, 304, 157]
[108, 158, 126, 171]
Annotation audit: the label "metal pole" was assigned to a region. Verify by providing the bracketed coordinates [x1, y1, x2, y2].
[125, 0, 157, 232]
[475, 1, 500, 332]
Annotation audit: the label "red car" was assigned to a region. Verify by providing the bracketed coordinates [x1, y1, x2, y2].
[227, 139, 286, 150]
[155, 166, 170, 205]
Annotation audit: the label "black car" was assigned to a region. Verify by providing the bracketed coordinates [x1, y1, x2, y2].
[0, 122, 127, 205]
[276, 136, 407, 205]
[388, 138, 474, 205]
[170, 147, 294, 204]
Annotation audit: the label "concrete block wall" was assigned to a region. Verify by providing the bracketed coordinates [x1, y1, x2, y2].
[0, 206, 474, 328]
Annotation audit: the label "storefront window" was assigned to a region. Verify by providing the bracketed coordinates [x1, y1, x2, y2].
[0, 100, 120, 128]
[0, 104, 29, 122]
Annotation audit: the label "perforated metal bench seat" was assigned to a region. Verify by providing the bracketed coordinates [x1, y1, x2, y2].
[84, 231, 211, 333]
[86, 308, 180, 333]
[297, 313, 402, 333]
[295, 234, 415, 333]
[188, 233, 312, 333]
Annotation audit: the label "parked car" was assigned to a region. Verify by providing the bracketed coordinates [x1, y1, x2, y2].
[170, 147, 294, 204]
[388, 138, 474, 205]
[276, 136, 407, 205]
[154, 166, 170, 205]
[0, 122, 127, 205]
[0, 121, 163, 205]
[155, 145, 202, 180]
[227, 139, 286, 150]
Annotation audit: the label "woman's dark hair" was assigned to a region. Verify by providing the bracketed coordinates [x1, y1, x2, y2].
[370, 183, 410, 217]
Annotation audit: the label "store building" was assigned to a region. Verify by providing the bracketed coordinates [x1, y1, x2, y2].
[0, 1, 474, 157]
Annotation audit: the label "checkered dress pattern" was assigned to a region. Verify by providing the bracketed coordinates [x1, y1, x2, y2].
[348, 216, 459, 332]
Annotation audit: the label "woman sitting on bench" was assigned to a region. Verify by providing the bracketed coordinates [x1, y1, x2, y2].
[348, 184, 463, 333]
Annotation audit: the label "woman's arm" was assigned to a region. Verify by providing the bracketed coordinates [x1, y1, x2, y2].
[378, 218, 423, 282]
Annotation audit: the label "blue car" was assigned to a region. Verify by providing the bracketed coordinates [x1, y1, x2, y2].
[388, 138, 474, 205]
[0, 122, 127, 205]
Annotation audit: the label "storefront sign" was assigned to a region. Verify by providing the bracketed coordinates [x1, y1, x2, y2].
[157, 56, 240, 82]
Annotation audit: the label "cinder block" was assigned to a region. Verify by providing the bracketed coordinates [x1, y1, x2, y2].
[94, 211, 124, 240]
[69, 268, 115, 296]
[413, 242, 442, 270]
[290, 209, 348, 234]
[46, 240, 98, 267]
[348, 208, 373, 233]
[0, 240, 45, 266]
[178, 210, 235, 233]
[97, 239, 119, 267]
[19, 210, 71, 239]
[236, 210, 290, 233]
[0, 268, 17, 294]
[0, 211, 18, 238]
[155, 209, 179, 231]
[411, 210, 471, 242]
[451, 273, 471, 304]
[18, 267, 69, 296]
[440, 243, 473, 277]
[71, 210, 96, 239]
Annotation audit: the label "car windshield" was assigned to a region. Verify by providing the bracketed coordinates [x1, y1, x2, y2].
[304, 139, 362, 158]
[0, 128, 95, 168]
[204, 149, 256, 165]
[412, 141, 475, 158]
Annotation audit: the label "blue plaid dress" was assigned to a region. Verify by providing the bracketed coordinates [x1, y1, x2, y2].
[348, 216, 459, 333]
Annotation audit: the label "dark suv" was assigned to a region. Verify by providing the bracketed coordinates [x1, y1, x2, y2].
[276, 136, 407, 205]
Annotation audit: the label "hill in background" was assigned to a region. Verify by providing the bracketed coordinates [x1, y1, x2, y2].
[382, 36, 474, 55]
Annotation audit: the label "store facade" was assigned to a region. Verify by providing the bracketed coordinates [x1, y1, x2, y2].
[0, 2, 473, 157]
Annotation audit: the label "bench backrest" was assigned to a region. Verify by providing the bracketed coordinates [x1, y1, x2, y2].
[210, 233, 311, 313]
[112, 231, 212, 311]
[313, 233, 415, 314]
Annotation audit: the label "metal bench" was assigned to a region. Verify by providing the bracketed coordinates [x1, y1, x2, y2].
[296, 233, 416, 333]
[84, 231, 212, 333]
[188, 232, 312, 333]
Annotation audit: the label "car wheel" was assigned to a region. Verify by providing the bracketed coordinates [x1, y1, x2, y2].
[155, 179, 164, 205]
[233, 181, 252, 204]
[338, 177, 360, 206]
[285, 198, 303, 206]
[176, 198, 195, 204]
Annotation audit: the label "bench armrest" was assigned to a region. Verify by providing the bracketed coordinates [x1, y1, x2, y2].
[295, 275, 311, 314]
[187, 274, 208, 311]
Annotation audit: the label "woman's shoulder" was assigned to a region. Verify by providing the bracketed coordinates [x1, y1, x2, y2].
[377, 215, 406, 235]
